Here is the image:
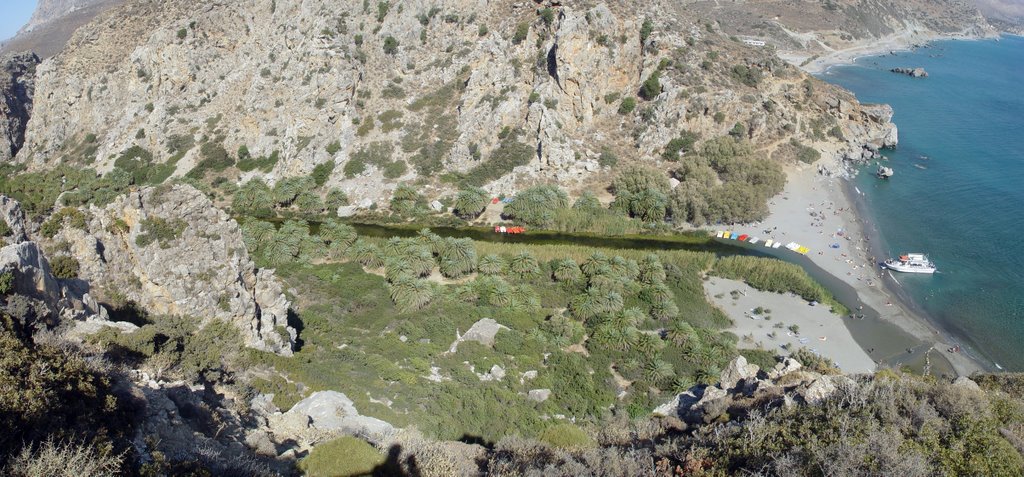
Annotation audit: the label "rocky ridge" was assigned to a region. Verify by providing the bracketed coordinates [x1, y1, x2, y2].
[0, 52, 40, 162]
[5, 0, 897, 210]
[54, 184, 296, 355]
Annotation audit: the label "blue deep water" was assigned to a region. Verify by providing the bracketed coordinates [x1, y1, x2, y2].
[821, 35, 1024, 370]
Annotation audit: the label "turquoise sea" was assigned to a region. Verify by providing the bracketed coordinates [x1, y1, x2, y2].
[821, 35, 1024, 371]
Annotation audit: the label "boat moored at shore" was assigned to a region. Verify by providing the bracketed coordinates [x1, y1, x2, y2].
[883, 253, 936, 274]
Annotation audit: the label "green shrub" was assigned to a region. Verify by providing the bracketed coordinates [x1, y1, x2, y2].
[390, 184, 427, 216]
[326, 188, 350, 210]
[311, 162, 336, 187]
[135, 217, 187, 248]
[512, 22, 529, 44]
[639, 71, 661, 100]
[662, 131, 699, 161]
[49, 256, 80, 280]
[730, 64, 762, 87]
[325, 141, 341, 155]
[376, 1, 390, 22]
[186, 142, 234, 179]
[617, 97, 636, 115]
[640, 19, 653, 44]
[176, 28, 187, 40]
[539, 423, 595, 449]
[539, 7, 555, 26]
[383, 36, 399, 55]
[0, 271, 13, 295]
[598, 148, 618, 168]
[40, 208, 87, 239]
[237, 150, 279, 173]
[298, 437, 385, 477]
[458, 135, 534, 187]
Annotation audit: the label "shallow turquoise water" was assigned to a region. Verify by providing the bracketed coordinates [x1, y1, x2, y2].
[821, 36, 1024, 370]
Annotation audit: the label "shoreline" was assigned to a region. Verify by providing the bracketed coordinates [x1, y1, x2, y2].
[780, 29, 998, 75]
[753, 162, 988, 377]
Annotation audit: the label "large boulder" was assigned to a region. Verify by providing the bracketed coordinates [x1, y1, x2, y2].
[448, 318, 508, 353]
[270, 391, 395, 444]
[0, 195, 29, 244]
[60, 184, 295, 355]
[719, 356, 760, 391]
[0, 240, 104, 328]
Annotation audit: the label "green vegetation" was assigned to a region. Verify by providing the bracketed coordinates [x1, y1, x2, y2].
[512, 22, 529, 45]
[662, 131, 700, 161]
[730, 64, 762, 87]
[0, 314, 136, 473]
[299, 437, 385, 476]
[40, 207, 86, 238]
[502, 185, 568, 227]
[617, 97, 636, 115]
[666, 135, 785, 225]
[456, 131, 533, 187]
[311, 161, 336, 187]
[383, 35, 399, 55]
[49, 256, 80, 280]
[0, 271, 14, 295]
[639, 71, 661, 100]
[539, 423, 595, 449]
[135, 217, 187, 249]
[539, 8, 555, 27]
[712, 255, 847, 314]
[452, 187, 489, 219]
[639, 18, 653, 44]
[791, 138, 821, 163]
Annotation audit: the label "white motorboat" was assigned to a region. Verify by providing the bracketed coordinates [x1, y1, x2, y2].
[883, 253, 936, 274]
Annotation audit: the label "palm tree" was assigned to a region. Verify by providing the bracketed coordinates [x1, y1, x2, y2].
[633, 333, 662, 356]
[319, 220, 358, 258]
[638, 254, 666, 284]
[588, 271, 624, 295]
[552, 259, 582, 283]
[631, 189, 668, 222]
[508, 251, 540, 279]
[383, 237, 409, 258]
[667, 320, 696, 346]
[641, 282, 673, 305]
[599, 291, 624, 315]
[233, 179, 274, 215]
[241, 220, 275, 255]
[389, 277, 434, 312]
[438, 238, 476, 277]
[612, 307, 646, 330]
[569, 289, 602, 321]
[385, 259, 415, 283]
[477, 254, 505, 275]
[351, 242, 384, 268]
[650, 298, 679, 321]
[581, 252, 609, 277]
[407, 247, 435, 277]
[642, 359, 675, 386]
[511, 285, 541, 311]
[608, 256, 638, 281]
[475, 275, 512, 308]
[452, 187, 489, 219]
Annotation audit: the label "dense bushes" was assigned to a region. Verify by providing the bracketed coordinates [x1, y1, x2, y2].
[49, 256, 80, 280]
[610, 166, 671, 222]
[0, 315, 136, 472]
[502, 185, 568, 227]
[458, 133, 534, 187]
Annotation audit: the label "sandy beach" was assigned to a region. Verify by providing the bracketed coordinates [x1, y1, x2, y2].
[707, 277, 876, 374]
[734, 163, 988, 376]
[778, 29, 996, 75]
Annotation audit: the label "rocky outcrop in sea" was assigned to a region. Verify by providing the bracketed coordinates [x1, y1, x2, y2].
[891, 67, 929, 77]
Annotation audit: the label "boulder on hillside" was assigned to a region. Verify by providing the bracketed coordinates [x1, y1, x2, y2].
[269, 391, 395, 444]
[448, 318, 508, 353]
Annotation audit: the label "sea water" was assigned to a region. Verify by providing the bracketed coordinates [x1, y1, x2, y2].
[821, 35, 1024, 370]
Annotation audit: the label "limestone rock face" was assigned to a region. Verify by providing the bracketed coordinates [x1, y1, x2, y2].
[0, 240, 104, 327]
[0, 53, 39, 162]
[448, 317, 508, 353]
[270, 391, 395, 443]
[719, 356, 760, 390]
[61, 184, 295, 355]
[0, 195, 29, 244]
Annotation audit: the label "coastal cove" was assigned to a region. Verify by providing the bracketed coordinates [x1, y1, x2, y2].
[821, 35, 1024, 371]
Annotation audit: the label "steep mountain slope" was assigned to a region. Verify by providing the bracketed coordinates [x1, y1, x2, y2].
[11, 0, 895, 214]
[0, 0, 124, 59]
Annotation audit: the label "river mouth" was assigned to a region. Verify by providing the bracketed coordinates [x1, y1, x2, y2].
[249, 217, 954, 376]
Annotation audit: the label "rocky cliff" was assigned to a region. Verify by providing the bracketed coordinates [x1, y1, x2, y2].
[54, 184, 295, 355]
[9, 0, 897, 211]
[0, 53, 40, 162]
